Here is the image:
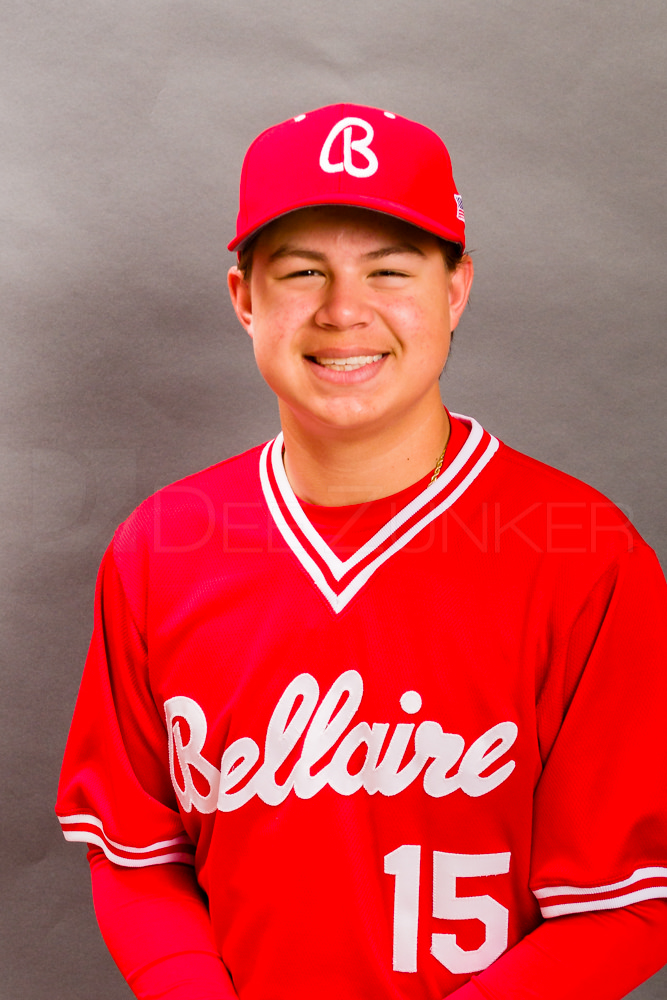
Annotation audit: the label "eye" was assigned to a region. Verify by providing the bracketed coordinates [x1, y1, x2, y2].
[281, 268, 324, 279]
[369, 268, 412, 284]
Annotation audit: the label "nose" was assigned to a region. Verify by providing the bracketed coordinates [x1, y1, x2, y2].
[314, 274, 373, 331]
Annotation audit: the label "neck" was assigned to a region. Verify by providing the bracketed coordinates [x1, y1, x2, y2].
[278, 401, 451, 506]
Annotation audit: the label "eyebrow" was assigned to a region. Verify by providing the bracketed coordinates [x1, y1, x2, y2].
[267, 243, 427, 263]
[365, 244, 427, 260]
[268, 246, 327, 263]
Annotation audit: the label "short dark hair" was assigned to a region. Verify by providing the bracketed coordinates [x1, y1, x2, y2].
[237, 235, 259, 280]
[236, 227, 465, 281]
[439, 239, 465, 273]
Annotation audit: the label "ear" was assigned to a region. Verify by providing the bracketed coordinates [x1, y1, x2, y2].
[448, 255, 474, 332]
[227, 266, 254, 338]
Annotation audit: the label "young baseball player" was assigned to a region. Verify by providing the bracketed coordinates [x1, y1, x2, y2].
[56, 104, 667, 999]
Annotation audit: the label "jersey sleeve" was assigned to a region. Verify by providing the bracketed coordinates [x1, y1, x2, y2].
[449, 899, 667, 1000]
[88, 848, 236, 998]
[55, 535, 195, 867]
[529, 542, 667, 916]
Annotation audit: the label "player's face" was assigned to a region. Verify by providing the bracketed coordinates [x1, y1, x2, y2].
[228, 207, 473, 441]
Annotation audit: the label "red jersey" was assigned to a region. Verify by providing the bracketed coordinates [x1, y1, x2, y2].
[56, 414, 667, 1000]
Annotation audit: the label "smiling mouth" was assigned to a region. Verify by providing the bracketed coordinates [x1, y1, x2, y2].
[308, 354, 385, 372]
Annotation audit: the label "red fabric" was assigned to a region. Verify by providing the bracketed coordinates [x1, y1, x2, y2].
[450, 898, 667, 999]
[228, 103, 465, 252]
[56, 411, 667, 1000]
[89, 846, 667, 1000]
[88, 847, 236, 999]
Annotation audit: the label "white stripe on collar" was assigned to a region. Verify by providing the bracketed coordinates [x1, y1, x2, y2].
[259, 414, 498, 613]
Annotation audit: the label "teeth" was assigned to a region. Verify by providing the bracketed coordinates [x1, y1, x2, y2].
[314, 354, 383, 371]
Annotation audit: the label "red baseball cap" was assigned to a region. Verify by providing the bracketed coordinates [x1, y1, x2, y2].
[228, 103, 465, 251]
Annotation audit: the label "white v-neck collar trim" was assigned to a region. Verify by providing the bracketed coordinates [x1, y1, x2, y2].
[259, 413, 499, 613]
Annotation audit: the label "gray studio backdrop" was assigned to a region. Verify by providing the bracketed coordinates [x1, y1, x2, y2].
[2, 2, 665, 998]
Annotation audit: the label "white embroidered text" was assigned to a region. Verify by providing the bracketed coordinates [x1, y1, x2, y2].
[164, 671, 518, 814]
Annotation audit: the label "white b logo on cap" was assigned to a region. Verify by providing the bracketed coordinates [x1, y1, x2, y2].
[319, 117, 379, 178]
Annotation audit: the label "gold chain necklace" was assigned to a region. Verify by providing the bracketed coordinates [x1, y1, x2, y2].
[429, 443, 447, 484]
[283, 440, 448, 488]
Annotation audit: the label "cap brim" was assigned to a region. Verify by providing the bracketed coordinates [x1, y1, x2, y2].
[228, 195, 464, 252]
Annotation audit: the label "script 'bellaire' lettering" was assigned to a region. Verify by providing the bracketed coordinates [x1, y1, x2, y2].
[164, 671, 518, 815]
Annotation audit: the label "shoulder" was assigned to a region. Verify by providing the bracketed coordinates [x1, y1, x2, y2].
[111, 439, 270, 560]
[454, 416, 647, 564]
[493, 438, 622, 504]
[454, 411, 632, 511]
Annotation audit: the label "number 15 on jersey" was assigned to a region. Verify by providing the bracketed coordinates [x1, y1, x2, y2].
[384, 846, 511, 974]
